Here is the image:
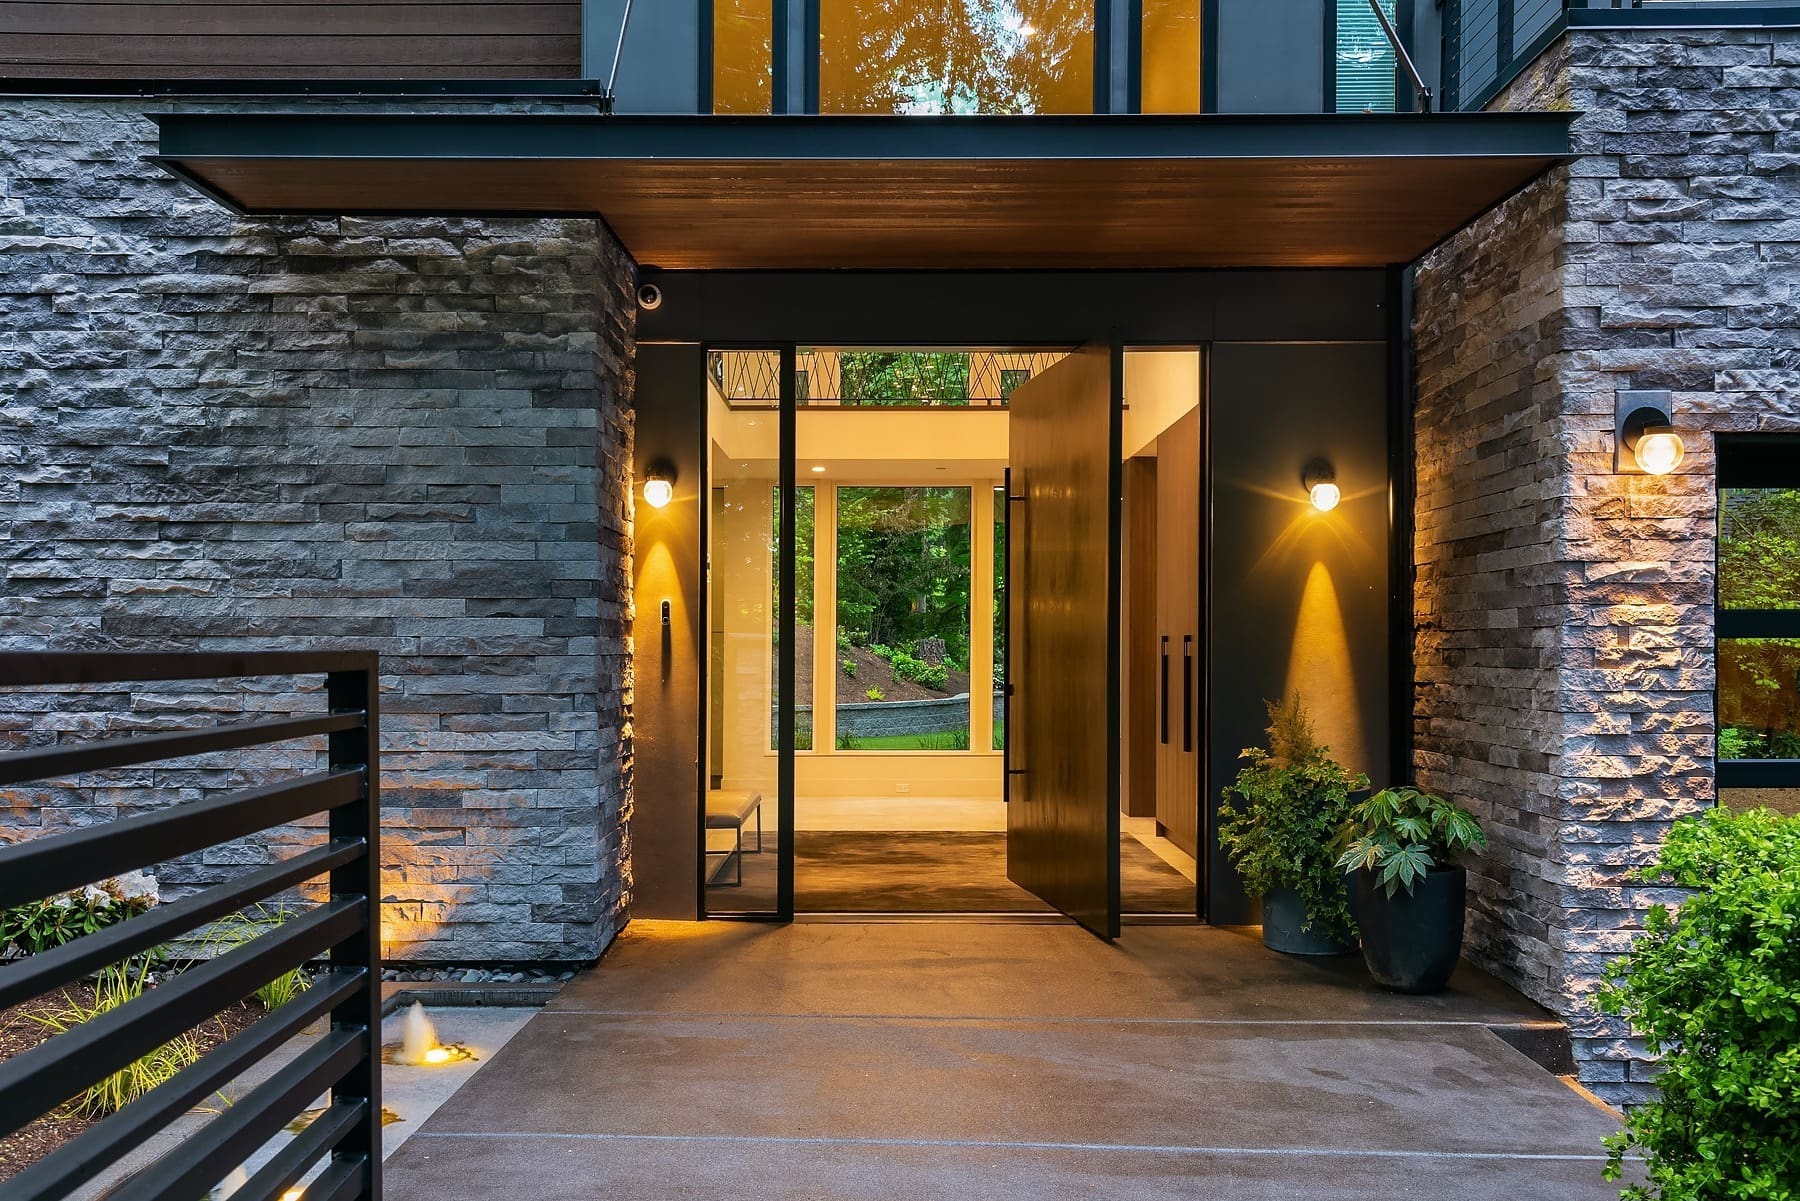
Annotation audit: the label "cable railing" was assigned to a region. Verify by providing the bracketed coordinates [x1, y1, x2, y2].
[1444, 0, 1571, 110]
[0, 651, 382, 1201]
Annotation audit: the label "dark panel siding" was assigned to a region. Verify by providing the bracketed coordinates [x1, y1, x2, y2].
[0, 1, 582, 78]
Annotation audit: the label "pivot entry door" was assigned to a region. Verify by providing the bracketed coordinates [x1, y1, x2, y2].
[1004, 343, 1121, 939]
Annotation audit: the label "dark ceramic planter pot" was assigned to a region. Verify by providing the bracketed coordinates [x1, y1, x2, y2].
[1261, 884, 1356, 956]
[1352, 867, 1466, 994]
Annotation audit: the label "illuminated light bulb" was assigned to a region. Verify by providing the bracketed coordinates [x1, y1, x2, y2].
[1632, 428, 1685, 476]
[810, 465, 827, 474]
[1308, 481, 1341, 512]
[642, 475, 674, 509]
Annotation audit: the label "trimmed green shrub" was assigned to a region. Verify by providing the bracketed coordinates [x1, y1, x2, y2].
[888, 651, 949, 691]
[1217, 697, 1365, 939]
[1599, 806, 1800, 1201]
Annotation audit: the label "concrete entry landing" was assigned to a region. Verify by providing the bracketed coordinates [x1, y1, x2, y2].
[384, 922, 1621, 1200]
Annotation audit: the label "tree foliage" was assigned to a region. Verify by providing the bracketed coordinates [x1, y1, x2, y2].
[836, 487, 972, 667]
[1599, 807, 1800, 1201]
[1217, 697, 1366, 939]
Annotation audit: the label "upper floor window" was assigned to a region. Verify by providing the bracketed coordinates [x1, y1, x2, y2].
[1141, 0, 1204, 114]
[714, 0, 776, 113]
[1335, 0, 1398, 113]
[1717, 437, 1800, 796]
[819, 0, 1094, 114]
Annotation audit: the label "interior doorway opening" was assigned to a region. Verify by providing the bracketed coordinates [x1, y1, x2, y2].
[701, 345, 1204, 921]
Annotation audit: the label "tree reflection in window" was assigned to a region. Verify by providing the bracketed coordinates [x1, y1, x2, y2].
[819, 0, 1094, 115]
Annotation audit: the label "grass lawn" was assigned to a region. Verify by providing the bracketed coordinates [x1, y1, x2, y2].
[834, 724, 1005, 751]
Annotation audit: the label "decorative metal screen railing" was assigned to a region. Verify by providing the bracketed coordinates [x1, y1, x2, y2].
[1444, 0, 1568, 111]
[0, 651, 382, 1201]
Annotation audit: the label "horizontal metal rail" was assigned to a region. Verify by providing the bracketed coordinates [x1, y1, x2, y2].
[0, 898, 364, 1137]
[0, 969, 367, 1201]
[0, 839, 365, 1012]
[0, 650, 383, 1201]
[0, 711, 366, 787]
[0, 768, 363, 910]
[111, 1028, 367, 1201]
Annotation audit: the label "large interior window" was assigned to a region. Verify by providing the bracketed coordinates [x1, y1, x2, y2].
[818, 0, 1095, 114]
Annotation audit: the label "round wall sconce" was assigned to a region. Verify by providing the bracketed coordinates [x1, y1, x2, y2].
[642, 462, 676, 509]
[1616, 389, 1685, 475]
[1302, 461, 1340, 512]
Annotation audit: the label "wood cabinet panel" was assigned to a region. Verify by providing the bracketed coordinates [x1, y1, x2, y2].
[1154, 407, 1201, 859]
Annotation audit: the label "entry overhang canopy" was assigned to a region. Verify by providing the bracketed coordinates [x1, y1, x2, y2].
[152, 112, 1570, 270]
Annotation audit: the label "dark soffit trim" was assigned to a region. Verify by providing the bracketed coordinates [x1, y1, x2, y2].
[149, 109, 1572, 163]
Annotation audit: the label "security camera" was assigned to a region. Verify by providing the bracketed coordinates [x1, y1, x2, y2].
[636, 283, 664, 311]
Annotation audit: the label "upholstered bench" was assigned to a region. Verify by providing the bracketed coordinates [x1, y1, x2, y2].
[705, 789, 763, 886]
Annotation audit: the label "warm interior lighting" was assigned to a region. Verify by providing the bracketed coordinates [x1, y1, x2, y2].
[1632, 427, 1686, 475]
[642, 463, 677, 509]
[1302, 461, 1340, 512]
[810, 464, 827, 473]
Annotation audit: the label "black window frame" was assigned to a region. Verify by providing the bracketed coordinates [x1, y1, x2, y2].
[1715, 435, 1800, 790]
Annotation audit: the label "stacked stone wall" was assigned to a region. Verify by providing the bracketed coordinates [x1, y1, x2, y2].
[1415, 26, 1800, 1104]
[0, 97, 638, 963]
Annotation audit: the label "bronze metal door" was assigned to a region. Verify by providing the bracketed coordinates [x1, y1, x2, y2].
[1004, 344, 1121, 939]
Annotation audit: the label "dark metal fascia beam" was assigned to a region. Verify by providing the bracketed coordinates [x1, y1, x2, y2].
[0, 78, 604, 99]
[150, 111, 1573, 164]
[1566, 7, 1800, 30]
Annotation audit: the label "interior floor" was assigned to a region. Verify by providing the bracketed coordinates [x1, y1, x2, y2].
[705, 797, 1199, 916]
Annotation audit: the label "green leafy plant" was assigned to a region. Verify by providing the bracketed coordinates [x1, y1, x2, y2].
[1598, 806, 1800, 1201]
[841, 658, 857, 679]
[864, 687, 885, 702]
[888, 651, 949, 691]
[836, 730, 861, 750]
[31, 958, 200, 1117]
[794, 724, 814, 752]
[2, 871, 158, 959]
[1217, 697, 1366, 939]
[1335, 786, 1486, 898]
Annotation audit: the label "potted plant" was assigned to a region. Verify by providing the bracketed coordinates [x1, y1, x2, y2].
[1335, 786, 1486, 993]
[1218, 696, 1365, 955]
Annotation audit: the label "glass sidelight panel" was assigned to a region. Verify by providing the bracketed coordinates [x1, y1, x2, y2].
[1141, 0, 1203, 113]
[706, 351, 783, 914]
[714, 0, 774, 113]
[818, 0, 1095, 115]
[834, 487, 973, 751]
[1336, 0, 1399, 113]
[1718, 484, 1800, 766]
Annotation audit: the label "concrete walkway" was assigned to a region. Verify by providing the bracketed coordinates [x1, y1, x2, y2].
[384, 921, 1623, 1201]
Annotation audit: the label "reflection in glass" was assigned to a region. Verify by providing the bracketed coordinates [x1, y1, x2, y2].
[793, 348, 1067, 407]
[714, 0, 773, 113]
[834, 488, 973, 750]
[707, 357, 780, 913]
[1720, 488, 1800, 611]
[773, 488, 816, 750]
[1141, 0, 1203, 114]
[1336, 0, 1397, 113]
[1720, 639, 1800, 761]
[819, 0, 1094, 114]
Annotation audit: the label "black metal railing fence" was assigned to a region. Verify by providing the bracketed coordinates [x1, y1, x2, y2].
[0, 651, 381, 1201]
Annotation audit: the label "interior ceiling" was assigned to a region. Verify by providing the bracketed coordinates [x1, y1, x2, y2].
[154, 113, 1571, 272]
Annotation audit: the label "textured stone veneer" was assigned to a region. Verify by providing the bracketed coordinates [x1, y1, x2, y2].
[0, 97, 637, 962]
[1414, 27, 1800, 1103]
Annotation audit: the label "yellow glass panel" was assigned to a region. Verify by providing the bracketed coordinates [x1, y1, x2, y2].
[819, 0, 1094, 115]
[714, 0, 773, 114]
[1141, 0, 1202, 113]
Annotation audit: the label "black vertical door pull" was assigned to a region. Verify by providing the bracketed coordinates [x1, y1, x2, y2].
[1159, 635, 1170, 745]
[1182, 634, 1194, 753]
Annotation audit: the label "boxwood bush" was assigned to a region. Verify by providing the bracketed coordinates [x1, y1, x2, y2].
[1599, 806, 1799, 1201]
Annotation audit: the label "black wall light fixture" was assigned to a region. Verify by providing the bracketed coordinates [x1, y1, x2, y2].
[642, 460, 677, 508]
[1615, 390, 1686, 476]
[1302, 459, 1340, 512]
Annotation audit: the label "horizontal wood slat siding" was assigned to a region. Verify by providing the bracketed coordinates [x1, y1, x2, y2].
[0, 2, 581, 78]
